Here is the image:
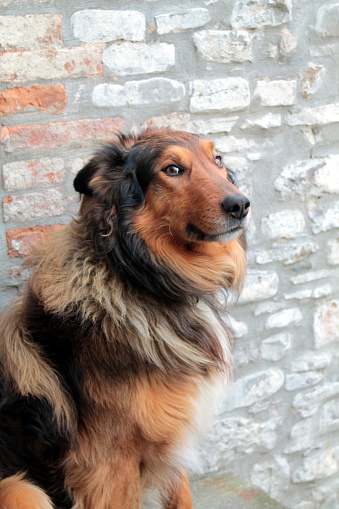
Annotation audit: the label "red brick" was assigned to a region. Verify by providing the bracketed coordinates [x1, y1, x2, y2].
[6, 224, 64, 257]
[0, 85, 67, 115]
[1, 117, 125, 152]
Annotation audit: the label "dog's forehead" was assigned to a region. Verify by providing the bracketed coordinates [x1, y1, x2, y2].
[156, 136, 215, 160]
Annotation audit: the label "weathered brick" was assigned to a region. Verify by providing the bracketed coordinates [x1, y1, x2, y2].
[261, 210, 305, 239]
[155, 8, 210, 34]
[0, 46, 103, 83]
[313, 300, 339, 349]
[3, 157, 65, 191]
[6, 224, 64, 257]
[3, 189, 64, 222]
[231, 0, 291, 29]
[287, 104, 339, 126]
[0, 85, 67, 115]
[1, 117, 125, 152]
[189, 78, 250, 113]
[254, 79, 296, 106]
[71, 10, 145, 43]
[193, 30, 253, 63]
[315, 4, 339, 37]
[0, 14, 62, 50]
[93, 79, 185, 108]
[103, 42, 175, 76]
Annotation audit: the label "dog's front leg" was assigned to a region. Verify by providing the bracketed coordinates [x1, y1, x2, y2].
[65, 453, 141, 509]
[161, 471, 193, 509]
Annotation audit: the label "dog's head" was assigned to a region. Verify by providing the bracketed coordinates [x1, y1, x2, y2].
[74, 128, 250, 301]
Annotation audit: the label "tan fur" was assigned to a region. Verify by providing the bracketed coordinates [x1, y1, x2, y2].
[0, 474, 54, 509]
[0, 300, 75, 430]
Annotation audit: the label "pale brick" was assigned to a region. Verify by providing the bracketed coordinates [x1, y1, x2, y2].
[293, 383, 339, 418]
[320, 400, 339, 434]
[251, 456, 290, 499]
[213, 135, 256, 154]
[225, 369, 284, 410]
[290, 353, 332, 373]
[239, 269, 279, 303]
[3, 157, 65, 191]
[256, 241, 318, 265]
[313, 300, 339, 349]
[1, 118, 125, 153]
[265, 307, 303, 329]
[103, 42, 175, 76]
[284, 284, 332, 301]
[327, 238, 339, 265]
[315, 4, 339, 37]
[254, 79, 296, 106]
[290, 269, 330, 285]
[0, 14, 62, 50]
[261, 332, 291, 361]
[286, 372, 324, 391]
[309, 202, 339, 234]
[287, 104, 339, 126]
[71, 10, 145, 43]
[231, 0, 291, 29]
[284, 419, 314, 453]
[93, 79, 185, 108]
[189, 78, 250, 113]
[3, 189, 64, 222]
[299, 63, 324, 99]
[261, 210, 305, 240]
[188, 117, 238, 135]
[193, 30, 253, 63]
[241, 113, 281, 130]
[279, 28, 297, 56]
[6, 224, 64, 257]
[144, 113, 190, 131]
[0, 85, 66, 115]
[0, 46, 103, 83]
[155, 8, 210, 35]
[292, 449, 338, 483]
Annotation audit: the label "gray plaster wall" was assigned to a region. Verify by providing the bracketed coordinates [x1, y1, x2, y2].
[0, 1, 338, 508]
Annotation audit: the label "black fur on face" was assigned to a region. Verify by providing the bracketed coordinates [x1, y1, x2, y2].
[73, 131, 200, 303]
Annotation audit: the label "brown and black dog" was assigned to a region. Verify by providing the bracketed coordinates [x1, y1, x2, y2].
[0, 128, 250, 509]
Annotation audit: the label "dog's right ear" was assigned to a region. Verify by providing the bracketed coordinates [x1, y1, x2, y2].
[73, 161, 98, 196]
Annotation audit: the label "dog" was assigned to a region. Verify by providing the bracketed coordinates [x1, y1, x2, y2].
[0, 128, 250, 509]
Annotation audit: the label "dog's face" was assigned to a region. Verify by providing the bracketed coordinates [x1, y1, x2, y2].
[74, 128, 250, 246]
[132, 131, 251, 245]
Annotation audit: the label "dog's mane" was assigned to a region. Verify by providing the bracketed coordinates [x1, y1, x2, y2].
[25, 129, 247, 377]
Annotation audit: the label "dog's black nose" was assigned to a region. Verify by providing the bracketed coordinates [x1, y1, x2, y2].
[222, 194, 250, 219]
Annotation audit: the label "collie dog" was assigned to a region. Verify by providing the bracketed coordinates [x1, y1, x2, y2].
[0, 128, 250, 509]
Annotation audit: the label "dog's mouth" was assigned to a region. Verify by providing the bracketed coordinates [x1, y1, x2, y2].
[186, 222, 245, 242]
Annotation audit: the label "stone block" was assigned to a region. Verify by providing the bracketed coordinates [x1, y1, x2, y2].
[193, 30, 253, 63]
[239, 269, 279, 303]
[254, 79, 296, 106]
[284, 418, 315, 454]
[285, 372, 324, 391]
[261, 332, 291, 361]
[256, 241, 318, 265]
[313, 300, 339, 349]
[189, 78, 250, 113]
[292, 449, 338, 483]
[231, 0, 291, 29]
[71, 9, 146, 43]
[155, 8, 210, 34]
[251, 455, 290, 499]
[327, 238, 339, 265]
[3, 157, 65, 191]
[287, 104, 339, 126]
[261, 210, 305, 239]
[103, 42, 175, 76]
[265, 307, 303, 329]
[315, 4, 339, 37]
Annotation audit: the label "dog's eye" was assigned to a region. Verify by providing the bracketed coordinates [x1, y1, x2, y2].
[214, 155, 223, 168]
[163, 165, 183, 176]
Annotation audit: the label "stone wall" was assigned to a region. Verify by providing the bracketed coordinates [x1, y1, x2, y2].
[0, 1, 338, 508]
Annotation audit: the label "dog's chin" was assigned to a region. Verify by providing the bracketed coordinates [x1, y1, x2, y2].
[186, 215, 251, 243]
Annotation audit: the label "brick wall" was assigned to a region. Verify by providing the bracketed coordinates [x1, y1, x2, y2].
[0, 2, 338, 508]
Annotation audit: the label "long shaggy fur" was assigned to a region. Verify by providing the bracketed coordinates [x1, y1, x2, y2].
[0, 128, 250, 508]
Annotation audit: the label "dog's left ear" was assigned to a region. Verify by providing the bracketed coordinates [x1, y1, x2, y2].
[73, 160, 98, 196]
